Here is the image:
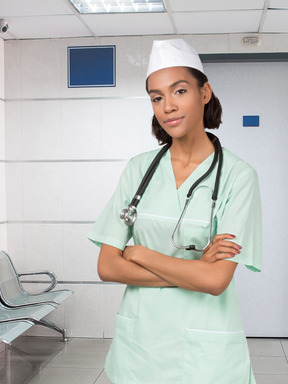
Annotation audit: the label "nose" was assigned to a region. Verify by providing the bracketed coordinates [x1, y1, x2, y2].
[163, 96, 177, 113]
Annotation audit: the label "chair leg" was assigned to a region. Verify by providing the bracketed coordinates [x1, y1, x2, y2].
[33, 317, 68, 342]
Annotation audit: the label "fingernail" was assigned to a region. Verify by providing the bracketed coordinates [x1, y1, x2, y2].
[230, 234, 236, 238]
[238, 245, 242, 249]
[230, 253, 235, 257]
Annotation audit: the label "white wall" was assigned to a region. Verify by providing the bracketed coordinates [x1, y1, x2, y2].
[3, 33, 288, 338]
[0, 36, 7, 252]
[0, 37, 7, 353]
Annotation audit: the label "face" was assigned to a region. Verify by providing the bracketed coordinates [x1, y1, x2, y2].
[147, 66, 211, 141]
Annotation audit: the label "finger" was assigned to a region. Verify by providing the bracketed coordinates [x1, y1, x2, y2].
[205, 244, 241, 262]
[214, 252, 238, 260]
[211, 244, 241, 255]
[212, 233, 237, 244]
[205, 250, 238, 262]
[203, 251, 235, 263]
[211, 239, 242, 251]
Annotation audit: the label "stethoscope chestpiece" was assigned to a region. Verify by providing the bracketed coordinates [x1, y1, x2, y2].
[120, 205, 137, 227]
[185, 245, 196, 251]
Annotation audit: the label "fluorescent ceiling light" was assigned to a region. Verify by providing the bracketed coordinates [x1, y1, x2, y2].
[69, 0, 166, 13]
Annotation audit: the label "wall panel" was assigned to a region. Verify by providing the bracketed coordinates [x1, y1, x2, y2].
[4, 34, 288, 338]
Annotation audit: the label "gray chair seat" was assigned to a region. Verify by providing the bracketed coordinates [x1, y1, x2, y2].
[0, 251, 74, 344]
[0, 251, 73, 308]
[0, 301, 65, 344]
[0, 321, 33, 344]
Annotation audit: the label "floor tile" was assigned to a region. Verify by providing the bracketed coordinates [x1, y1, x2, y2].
[11, 336, 68, 357]
[0, 363, 39, 384]
[251, 356, 288, 375]
[0, 337, 66, 368]
[1, 336, 287, 384]
[67, 338, 112, 353]
[0, 345, 52, 369]
[26, 366, 102, 384]
[247, 338, 285, 357]
[0, 336, 68, 384]
[46, 343, 108, 369]
[254, 374, 288, 384]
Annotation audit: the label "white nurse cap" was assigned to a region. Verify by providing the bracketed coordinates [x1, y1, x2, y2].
[146, 39, 204, 79]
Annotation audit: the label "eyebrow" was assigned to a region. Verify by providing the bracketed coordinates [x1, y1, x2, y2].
[148, 80, 189, 95]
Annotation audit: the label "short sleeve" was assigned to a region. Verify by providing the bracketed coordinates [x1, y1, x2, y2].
[217, 168, 262, 272]
[87, 160, 133, 250]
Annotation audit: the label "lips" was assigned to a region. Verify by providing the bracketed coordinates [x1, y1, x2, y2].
[164, 116, 184, 126]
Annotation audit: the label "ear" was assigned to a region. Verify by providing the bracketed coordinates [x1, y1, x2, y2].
[202, 82, 212, 105]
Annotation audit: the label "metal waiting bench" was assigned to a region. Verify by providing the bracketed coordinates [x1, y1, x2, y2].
[0, 251, 74, 344]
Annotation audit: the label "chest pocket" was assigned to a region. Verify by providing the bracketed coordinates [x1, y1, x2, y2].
[174, 185, 217, 254]
[133, 184, 218, 258]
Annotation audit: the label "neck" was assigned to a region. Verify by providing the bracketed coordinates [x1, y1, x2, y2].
[169, 131, 215, 164]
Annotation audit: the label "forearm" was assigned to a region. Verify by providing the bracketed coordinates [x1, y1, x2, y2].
[129, 246, 237, 295]
[132, 249, 212, 292]
[98, 244, 174, 287]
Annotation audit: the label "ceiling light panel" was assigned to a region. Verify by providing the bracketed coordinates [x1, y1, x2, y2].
[69, 0, 165, 13]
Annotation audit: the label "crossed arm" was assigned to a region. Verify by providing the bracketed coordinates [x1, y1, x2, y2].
[98, 234, 241, 296]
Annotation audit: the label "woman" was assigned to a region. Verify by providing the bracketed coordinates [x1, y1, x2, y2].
[88, 39, 262, 384]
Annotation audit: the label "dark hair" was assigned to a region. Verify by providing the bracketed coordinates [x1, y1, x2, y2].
[146, 67, 223, 145]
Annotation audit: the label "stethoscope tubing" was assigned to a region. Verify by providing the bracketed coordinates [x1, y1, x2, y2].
[120, 133, 223, 251]
[130, 142, 171, 207]
[171, 199, 216, 252]
[171, 133, 221, 251]
[120, 142, 171, 226]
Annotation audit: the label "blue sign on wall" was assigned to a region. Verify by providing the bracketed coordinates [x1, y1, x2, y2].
[243, 115, 260, 127]
[68, 45, 116, 88]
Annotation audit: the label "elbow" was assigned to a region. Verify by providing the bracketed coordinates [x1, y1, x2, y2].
[97, 262, 111, 282]
[200, 261, 236, 296]
[97, 267, 106, 282]
[207, 279, 230, 296]
[209, 286, 226, 296]
[186, 280, 228, 296]
[97, 244, 123, 283]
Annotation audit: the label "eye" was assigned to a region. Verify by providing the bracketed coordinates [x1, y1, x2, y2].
[151, 96, 162, 103]
[176, 88, 187, 95]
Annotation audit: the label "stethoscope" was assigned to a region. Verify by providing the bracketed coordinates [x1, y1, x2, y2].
[120, 133, 223, 252]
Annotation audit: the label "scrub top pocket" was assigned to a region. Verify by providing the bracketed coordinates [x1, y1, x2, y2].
[105, 314, 134, 384]
[181, 220, 211, 256]
[183, 328, 250, 384]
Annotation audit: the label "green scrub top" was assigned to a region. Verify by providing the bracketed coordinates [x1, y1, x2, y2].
[88, 146, 262, 384]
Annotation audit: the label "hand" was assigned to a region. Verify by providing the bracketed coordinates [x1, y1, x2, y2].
[201, 234, 241, 263]
[122, 245, 144, 262]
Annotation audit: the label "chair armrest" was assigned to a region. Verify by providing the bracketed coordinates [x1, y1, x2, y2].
[18, 271, 57, 293]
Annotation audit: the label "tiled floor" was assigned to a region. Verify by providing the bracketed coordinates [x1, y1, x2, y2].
[0, 337, 287, 384]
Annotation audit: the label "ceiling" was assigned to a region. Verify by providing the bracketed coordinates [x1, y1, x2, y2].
[0, 0, 287, 40]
